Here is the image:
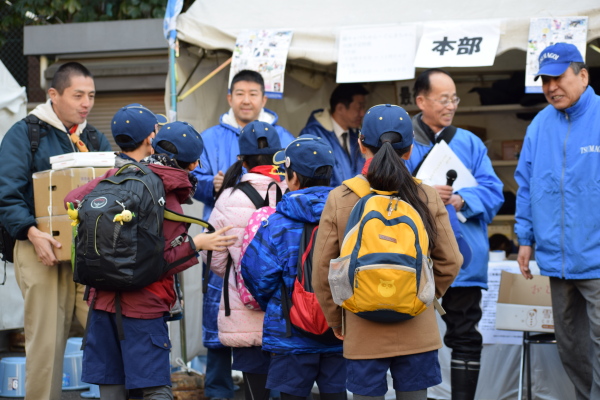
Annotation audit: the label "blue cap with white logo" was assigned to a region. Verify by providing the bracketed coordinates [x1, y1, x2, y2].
[534, 42, 584, 81]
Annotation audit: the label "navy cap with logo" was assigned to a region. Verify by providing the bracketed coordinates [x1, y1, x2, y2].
[152, 121, 204, 163]
[238, 120, 282, 156]
[111, 103, 168, 147]
[273, 135, 334, 179]
[360, 104, 413, 150]
[534, 42, 584, 81]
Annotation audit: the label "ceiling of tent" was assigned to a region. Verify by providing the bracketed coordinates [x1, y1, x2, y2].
[177, 1, 600, 68]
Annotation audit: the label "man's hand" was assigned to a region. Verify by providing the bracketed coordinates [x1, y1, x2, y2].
[517, 245, 533, 279]
[433, 185, 453, 204]
[213, 171, 225, 193]
[332, 326, 344, 340]
[448, 194, 464, 212]
[27, 226, 61, 266]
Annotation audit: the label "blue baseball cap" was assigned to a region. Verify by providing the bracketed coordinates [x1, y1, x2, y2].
[360, 104, 413, 150]
[273, 136, 334, 179]
[152, 121, 204, 164]
[111, 103, 168, 147]
[534, 43, 584, 81]
[239, 120, 282, 156]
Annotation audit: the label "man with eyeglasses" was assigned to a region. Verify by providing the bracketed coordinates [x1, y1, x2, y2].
[405, 68, 504, 400]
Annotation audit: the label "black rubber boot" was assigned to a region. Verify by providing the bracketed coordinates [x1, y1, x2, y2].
[450, 358, 480, 400]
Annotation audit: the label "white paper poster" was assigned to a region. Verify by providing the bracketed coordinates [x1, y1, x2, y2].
[230, 30, 294, 99]
[414, 21, 500, 68]
[525, 17, 588, 94]
[336, 25, 417, 83]
[415, 141, 478, 190]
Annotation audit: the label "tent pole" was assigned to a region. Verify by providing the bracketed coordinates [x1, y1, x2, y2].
[178, 57, 232, 102]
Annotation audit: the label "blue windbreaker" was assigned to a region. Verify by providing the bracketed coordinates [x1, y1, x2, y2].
[515, 86, 600, 279]
[299, 109, 364, 188]
[191, 108, 295, 220]
[406, 116, 504, 289]
[192, 108, 294, 348]
[241, 186, 342, 354]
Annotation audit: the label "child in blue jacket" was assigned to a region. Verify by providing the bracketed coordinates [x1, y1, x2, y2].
[241, 136, 347, 400]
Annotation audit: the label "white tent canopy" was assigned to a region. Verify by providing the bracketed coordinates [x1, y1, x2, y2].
[178, 0, 600, 65]
[0, 60, 27, 143]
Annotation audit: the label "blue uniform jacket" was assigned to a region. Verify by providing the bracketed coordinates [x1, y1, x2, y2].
[191, 108, 295, 220]
[192, 108, 294, 348]
[241, 186, 342, 354]
[406, 116, 503, 289]
[0, 119, 111, 240]
[515, 86, 600, 279]
[299, 109, 364, 188]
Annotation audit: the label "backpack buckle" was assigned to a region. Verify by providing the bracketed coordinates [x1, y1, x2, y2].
[158, 197, 165, 206]
[171, 235, 184, 248]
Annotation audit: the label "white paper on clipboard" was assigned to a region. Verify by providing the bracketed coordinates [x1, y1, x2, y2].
[415, 141, 477, 190]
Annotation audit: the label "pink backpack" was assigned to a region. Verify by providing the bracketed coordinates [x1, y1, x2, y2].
[223, 182, 282, 314]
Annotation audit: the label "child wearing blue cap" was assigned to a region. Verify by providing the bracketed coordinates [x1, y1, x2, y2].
[312, 105, 462, 400]
[203, 120, 287, 400]
[241, 136, 348, 400]
[66, 119, 236, 400]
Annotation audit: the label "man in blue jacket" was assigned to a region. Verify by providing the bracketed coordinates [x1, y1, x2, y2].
[191, 69, 294, 400]
[0, 62, 112, 400]
[515, 43, 600, 400]
[405, 69, 503, 400]
[299, 83, 368, 188]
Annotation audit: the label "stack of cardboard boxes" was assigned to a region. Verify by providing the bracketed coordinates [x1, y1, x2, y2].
[32, 153, 113, 261]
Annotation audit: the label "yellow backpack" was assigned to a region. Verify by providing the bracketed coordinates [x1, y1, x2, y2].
[328, 176, 435, 322]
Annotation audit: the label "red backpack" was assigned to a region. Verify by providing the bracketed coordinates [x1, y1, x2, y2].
[281, 224, 339, 344]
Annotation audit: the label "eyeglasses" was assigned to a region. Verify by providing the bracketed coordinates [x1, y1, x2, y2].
[426, 97, 461, 107]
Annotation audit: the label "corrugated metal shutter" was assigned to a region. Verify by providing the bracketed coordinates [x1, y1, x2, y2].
[86, 90, 166, 150]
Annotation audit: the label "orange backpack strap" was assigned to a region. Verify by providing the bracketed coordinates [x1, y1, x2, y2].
[342, 175, 371, 198]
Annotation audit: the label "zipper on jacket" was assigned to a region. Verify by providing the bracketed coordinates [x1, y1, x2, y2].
[560, 113, 570, 278]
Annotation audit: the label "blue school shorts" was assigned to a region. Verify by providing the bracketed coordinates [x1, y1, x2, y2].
[81, 310, 172, 390]
[346, 350, 441, 396]
[232, 346, 271, 374]
[267, 353, 346, 397]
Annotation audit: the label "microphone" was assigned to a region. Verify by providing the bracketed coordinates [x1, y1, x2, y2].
[446, 169, 457, 187]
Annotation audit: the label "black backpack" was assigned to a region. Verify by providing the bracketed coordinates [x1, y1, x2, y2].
[73, 162, 198, 291]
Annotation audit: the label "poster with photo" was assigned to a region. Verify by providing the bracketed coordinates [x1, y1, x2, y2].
[229, 30, 293, 99]
[525, 17, 588, 93]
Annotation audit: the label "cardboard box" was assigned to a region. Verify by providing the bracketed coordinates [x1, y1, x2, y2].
[495, 271, 554, 332]
[33, 167, 111, 218]
[36, 215, 73, 262]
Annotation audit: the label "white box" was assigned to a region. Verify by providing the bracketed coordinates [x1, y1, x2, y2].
[50, 151, 114, 164]
[495, 271, 554, 333]
[52, 158, 115, 170]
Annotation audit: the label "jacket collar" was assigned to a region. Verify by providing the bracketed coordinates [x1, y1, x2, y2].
[563, 86, 595, 120]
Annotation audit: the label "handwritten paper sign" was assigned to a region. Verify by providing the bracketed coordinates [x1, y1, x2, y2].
[337, 25, 417, 83]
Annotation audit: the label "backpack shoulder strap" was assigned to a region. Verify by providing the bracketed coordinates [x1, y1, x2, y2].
[342, 175, 371, 198]
[237, 181, 265, 209]
[24, 114, 47, 154]
[82, 124, 100, 151]
[412, 125, 458, 177]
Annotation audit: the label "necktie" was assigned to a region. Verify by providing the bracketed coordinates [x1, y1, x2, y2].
[341, 131, 349, 154]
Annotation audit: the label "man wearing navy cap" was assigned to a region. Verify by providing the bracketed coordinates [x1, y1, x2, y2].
[515, 42, 600, 399]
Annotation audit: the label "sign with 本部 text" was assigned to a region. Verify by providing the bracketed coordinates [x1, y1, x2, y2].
[414, 21, 500, 68]
[336, 25, 417, 83]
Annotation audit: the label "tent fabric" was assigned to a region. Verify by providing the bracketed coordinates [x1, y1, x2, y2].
[177, 1, 600, 65]
[0, 60, 27, 143]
